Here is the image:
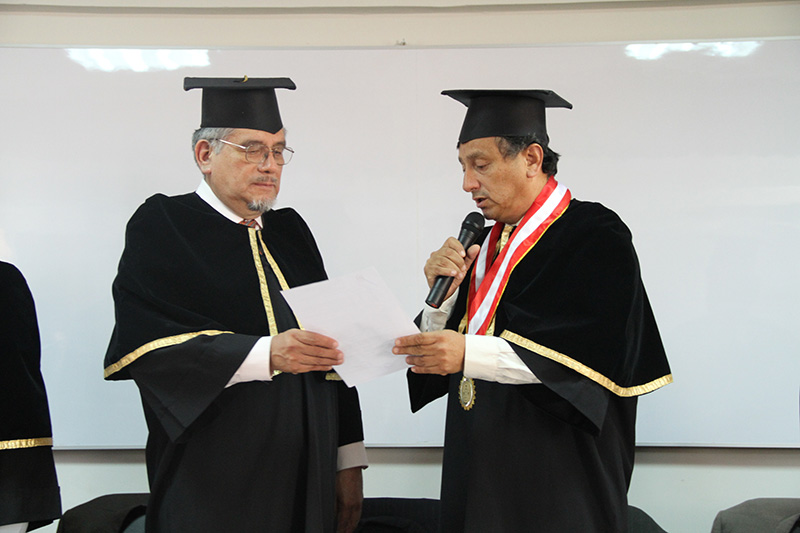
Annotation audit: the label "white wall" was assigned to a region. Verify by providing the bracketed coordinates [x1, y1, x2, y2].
[4, 2, 799, 532]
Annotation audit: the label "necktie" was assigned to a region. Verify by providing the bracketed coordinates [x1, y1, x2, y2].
[240, 218, 260, 229]
[498, 224, 513, 252]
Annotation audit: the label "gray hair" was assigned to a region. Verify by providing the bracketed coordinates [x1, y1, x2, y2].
[192, 127, 235, 154]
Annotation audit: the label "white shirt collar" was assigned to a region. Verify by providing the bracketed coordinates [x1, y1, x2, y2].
[196, 179, 258, 226]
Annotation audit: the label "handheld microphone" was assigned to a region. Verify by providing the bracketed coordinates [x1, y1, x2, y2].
[425, 212, 485, 309]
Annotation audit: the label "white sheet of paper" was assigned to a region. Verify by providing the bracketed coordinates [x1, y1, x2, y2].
[281, 267, 418, 387]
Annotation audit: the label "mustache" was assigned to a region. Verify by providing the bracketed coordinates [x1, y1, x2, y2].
[253, 176, 278, 184]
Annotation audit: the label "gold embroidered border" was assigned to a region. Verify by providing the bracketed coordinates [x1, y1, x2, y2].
[325, 372, 342, 381]
[256, 231, 304, 330]
[486, 315, 497, 337]
[104, 330, 232, 378]
[257, 232, 289, 290]
[458, 310, 469, 334]
[0, 437, 53, 450]
[500, 330, 673, 397]
[249, 228, 279, 336]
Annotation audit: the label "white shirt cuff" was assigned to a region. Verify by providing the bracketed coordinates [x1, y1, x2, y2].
[338, 441, 369, 471]
[226, 336, 273, 387]
[420, 288, 458, 332]
[464, 335, 541, 385]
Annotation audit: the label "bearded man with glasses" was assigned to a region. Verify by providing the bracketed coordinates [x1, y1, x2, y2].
[104, 77, 366, 533]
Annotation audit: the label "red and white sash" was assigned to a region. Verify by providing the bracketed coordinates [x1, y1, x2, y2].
[467, 178, 571, 335]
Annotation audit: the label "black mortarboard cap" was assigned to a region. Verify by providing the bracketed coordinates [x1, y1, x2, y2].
[184, 76, 296, 133]
[442, 89, 572, 145]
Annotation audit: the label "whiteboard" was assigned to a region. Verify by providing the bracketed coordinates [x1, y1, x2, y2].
[1, 40, 798, 448]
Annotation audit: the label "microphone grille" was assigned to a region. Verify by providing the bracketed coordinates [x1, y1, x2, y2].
[463, 212, 485, 232]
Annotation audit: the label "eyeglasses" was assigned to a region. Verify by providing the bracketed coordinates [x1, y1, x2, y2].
[216, 138, 294, 166]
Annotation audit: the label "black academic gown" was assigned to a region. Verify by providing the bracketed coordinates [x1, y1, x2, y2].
[104, 193, 363, 533]
[408, 199, 672, 533]
[0, 261, 62, 530]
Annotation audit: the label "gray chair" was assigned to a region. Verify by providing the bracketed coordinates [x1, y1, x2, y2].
[355, 499, 666, 532]
[120, 515, 144, 533]
[711, 498, 800, 533]
[628, 505, 668, 533]
[55, 493, 147, 533]
[356, 498, 440, 533]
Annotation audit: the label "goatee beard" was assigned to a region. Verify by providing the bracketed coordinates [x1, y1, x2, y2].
[247, 198, 275, 214]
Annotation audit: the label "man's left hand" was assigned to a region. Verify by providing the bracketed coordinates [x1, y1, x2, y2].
[335, 467, 363, 533]
[393, 330, 466, 375]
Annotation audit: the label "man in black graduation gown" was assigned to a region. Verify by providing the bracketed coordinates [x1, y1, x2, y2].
[394, 90, 672, 532]
[0, 261, 62, 532]
[104, 77, 366, 533]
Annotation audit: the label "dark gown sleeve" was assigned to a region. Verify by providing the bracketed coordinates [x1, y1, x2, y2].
[104, 196, 269, 441]
[0, 262, 62, 529]
[499, 203, 668, 432]
[128, 335, 259, 442]
[407, 311, 450, 413]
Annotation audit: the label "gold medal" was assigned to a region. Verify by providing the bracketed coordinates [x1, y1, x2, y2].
[459, 376, 476, 411]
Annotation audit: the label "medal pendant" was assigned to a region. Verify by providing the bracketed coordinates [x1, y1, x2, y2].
[459, 376, 476, 411]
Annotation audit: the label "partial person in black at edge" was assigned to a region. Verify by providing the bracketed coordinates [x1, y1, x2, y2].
[0, 261, 62, 533]
[393, 89, 673, 532]
[103, 77, 367, 533]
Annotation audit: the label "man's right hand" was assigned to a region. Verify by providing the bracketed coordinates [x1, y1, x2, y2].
[424, 238, 480, 302]
[270, 329, 343, 374]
